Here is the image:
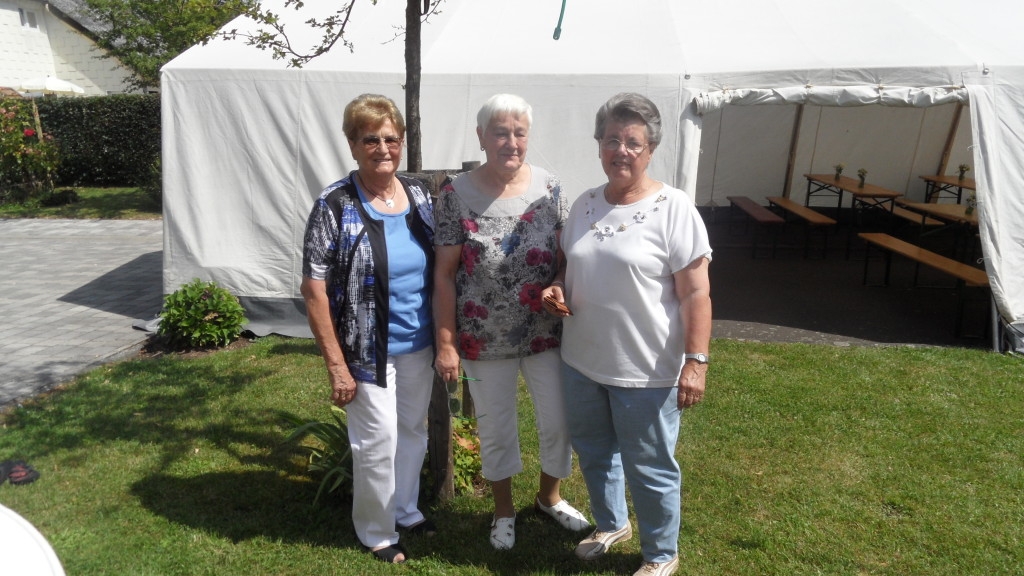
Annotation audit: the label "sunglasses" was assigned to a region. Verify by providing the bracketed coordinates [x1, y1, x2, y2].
[359, 135, 403, 150]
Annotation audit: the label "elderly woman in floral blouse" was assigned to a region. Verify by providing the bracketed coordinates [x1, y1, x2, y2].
[433, 94, 590, 550]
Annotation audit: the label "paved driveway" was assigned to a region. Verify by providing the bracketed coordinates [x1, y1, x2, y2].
[0, 219, 163, 407]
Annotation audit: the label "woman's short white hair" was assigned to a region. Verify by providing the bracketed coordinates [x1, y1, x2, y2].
[476, 93, 533, 130]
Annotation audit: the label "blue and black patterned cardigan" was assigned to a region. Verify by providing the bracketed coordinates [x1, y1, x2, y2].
[302, 171, 435, 387]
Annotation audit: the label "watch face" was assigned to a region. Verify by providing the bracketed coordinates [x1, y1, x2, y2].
[688, 353, 708, 364]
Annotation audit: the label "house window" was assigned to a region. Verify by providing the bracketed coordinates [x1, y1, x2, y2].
[20, 9, 39, 29]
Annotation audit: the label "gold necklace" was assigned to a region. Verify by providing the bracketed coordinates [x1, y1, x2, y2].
[585, 189, 667, 241]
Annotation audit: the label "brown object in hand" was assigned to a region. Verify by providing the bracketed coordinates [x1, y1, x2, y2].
[543, 295, 572, 316]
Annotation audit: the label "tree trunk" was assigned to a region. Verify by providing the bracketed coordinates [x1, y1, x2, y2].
[405, 0, 422, 172]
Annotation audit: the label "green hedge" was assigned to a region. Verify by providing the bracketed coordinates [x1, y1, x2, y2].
[37, 94, 160, 187]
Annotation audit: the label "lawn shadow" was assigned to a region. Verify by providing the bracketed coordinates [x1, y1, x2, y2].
[131, 470, 357, 547]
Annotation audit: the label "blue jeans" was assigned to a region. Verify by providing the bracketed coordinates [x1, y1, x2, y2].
[561, 362, 681, 563]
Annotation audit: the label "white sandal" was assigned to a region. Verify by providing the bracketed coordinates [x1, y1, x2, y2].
[489, 515, 516, 550]
[535, 496, 592, 532]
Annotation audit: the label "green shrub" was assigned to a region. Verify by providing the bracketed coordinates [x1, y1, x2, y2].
[157, 278, 246, 350]
[281, 406, 353, 505]
[36, 94, 160, 186]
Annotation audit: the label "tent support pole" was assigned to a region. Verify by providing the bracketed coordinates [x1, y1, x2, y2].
[936, 102, 964, 175]
[782, 104, 804, 198]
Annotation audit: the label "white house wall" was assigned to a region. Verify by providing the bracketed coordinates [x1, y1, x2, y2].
[0, 0, 134, 95]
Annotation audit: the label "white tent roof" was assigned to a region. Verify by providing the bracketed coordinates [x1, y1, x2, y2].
[161, 0, 1024, 341]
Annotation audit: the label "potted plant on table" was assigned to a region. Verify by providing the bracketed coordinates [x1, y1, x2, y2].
[857, 168, 868, 187]
[958, 163, 971, 180]
[833, 163, 845, 180]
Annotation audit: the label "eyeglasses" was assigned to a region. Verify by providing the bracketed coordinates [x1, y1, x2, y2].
[360, 135, 403, 150]
[600, 138, 648, 155]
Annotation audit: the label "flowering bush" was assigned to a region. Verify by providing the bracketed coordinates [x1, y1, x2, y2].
[0, 98, 60, 203]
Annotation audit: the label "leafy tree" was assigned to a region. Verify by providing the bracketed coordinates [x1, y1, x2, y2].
[83, 0, 249, 92]
[223, 0, 444, 172]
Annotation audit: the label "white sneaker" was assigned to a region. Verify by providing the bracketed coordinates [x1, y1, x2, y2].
[489, 515, 515, 550]
[634, 556, 679, 576]
[534, 497, 592, 532]
[574, 523, 632, 560]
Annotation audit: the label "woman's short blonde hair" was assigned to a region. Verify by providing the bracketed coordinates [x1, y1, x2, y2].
[476, 93, 533, 131]
[343, 94, 406, 141]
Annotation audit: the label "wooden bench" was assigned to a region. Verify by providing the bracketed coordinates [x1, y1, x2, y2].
[726, 196, 784, 258]
[857, 232, 989, 337]
[766, 196, 837, 257]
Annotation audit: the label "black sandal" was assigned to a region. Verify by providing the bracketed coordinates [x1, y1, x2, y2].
[400, 518, 437, 536]
[369, 543, 407, 564]
[1, 460, 39, 486]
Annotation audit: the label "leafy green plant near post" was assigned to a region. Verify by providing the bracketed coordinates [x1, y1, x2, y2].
[157, 278, 247, 350]
[281, 406, 353, 505]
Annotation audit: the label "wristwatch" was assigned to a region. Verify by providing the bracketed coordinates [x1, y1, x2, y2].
[684, 353, 709, 364]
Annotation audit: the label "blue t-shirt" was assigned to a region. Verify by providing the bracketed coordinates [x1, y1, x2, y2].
[360, 192, 432, 355]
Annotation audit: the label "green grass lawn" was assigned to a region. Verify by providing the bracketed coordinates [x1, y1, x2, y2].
[1, 337, 1021, 575]
[0, 187, 161, 220]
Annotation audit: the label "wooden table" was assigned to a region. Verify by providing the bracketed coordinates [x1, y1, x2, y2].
[919, 174, 975, 204]
[896, 199, 980, 261]
[895, 200, 978, 226]
[804, 173, 902, 217]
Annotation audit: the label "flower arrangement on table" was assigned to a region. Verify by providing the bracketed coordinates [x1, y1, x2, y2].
[958, 163, 971, 180]
[833, 163, 845, 179]
[857, 168, 868, 186]
[965, 191, 978, 215]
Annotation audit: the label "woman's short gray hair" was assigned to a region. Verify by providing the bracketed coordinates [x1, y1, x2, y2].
[593, 93, 662, 148]
[477, 93, 533, 131]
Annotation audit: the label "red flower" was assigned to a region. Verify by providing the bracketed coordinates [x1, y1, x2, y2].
[520, 209, 536, 223]
[462, 300, 489, 319]
[461, 218, 479, 233]
[23, 128, 36, 137]
[529, 336, 561, 353]
[458, 333, 485, 360]
[518, 282, 544, 312]
[525, 248, 553, 267]
[462, 244, 480, 275]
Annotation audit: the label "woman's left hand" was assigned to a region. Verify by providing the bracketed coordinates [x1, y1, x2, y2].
[677, 362, 707, 409]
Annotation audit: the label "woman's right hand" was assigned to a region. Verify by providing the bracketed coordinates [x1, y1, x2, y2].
[328, 366, 357, 407]
[434, 345, 461, 383]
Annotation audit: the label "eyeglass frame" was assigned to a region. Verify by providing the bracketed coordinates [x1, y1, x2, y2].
[358, 135, 404, 151]
[599, 138, 649, 155]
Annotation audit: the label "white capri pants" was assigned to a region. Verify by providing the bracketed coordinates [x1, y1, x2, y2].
[462, 349, 572, 481]
[345, 346, 434, 549]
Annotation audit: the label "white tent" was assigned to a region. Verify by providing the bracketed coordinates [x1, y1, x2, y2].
[161, 0, 1024, 344]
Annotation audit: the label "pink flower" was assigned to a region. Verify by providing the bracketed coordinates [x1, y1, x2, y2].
[518, 282, 544, 312]
[461, 218, 479, 233]
[520, 209, 536, 223]
[23, 128, 35, 137]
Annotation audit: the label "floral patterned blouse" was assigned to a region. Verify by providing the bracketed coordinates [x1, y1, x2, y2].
[434, 165, 568, 361]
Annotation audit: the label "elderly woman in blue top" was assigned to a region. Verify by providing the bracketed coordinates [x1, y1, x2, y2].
[301, 94, 436, 565]
[544, 93, 712, 576]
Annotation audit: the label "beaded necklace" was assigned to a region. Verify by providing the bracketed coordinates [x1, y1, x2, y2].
[584, 188, 667, 241]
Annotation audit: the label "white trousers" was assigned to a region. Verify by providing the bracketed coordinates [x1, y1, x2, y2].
[345, 346, 434, 549]
[462, 349, 572, 481]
